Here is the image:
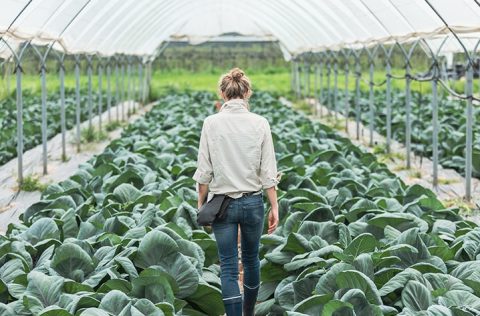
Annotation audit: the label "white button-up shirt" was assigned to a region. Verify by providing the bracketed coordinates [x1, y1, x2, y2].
[193, 98, 279, 199]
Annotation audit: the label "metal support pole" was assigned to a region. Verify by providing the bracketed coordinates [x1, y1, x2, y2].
[326, 59, 331, 115]
[142, 62, 147, 104]
[147, 62, 152, 101]
[144, 62, 149, 103]
[291, 61, 295, 94]
[138, 62, 143, 105]
[333, 58, 338, 121]
[465, 66, 474, 201]
[127, 59, 132, 116]
[398, 41, 419, 169]
[319, 57, 324, 117]
[134, 60, 138, 110]
[133, 60, 137, 111]
[344, 59, 349, 133]
[417, 38, 447, 192]
[75, 58, 81, 152]
[98, 62, 103, 131]
[431, 71, 439, 190]
[40, 63, 48, 175]
[405, 63, 412, 169]
[121, 61, 126, 121]
[6, 61, 11, 96]
[115, 60, 120, 122]
[355, 59, 361, 140]
[305, 60, 310, 98]
[314, 62, 318, 116]
[386, 62, 392, 153]
[298, 60, 303, 99]
[302, 58, 306, 98]
[132, 61, 136, 109]
[87, 58, 93, 131]
[15, 63, 24, 184]
[296, 62, 301, 99]
[295, 60, 299, 97]
[59, 60, 66, 161]
[368, 62, 375, 146]
[29, 44, 54, 175]
[132, 61, 136, 104]
[107, 61, 112, 123]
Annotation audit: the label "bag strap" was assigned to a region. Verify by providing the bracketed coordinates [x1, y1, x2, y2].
[217, 196, 232, 219]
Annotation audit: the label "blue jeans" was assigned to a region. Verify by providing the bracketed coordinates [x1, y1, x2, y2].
[212, 193, 265, 316]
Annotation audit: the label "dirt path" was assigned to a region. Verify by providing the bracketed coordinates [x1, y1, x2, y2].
[0, 101, 156, 234]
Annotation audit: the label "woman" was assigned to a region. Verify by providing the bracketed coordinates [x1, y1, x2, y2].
[193, 68, 279, 316]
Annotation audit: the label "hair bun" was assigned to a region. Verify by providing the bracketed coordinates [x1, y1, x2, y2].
[230, 68, 244, 81]
[218, 67, 252, 100]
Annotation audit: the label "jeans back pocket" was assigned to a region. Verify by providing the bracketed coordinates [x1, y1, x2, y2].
[242, 196, 265, 225]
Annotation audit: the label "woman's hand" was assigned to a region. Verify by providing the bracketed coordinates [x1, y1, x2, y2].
[268, 205, 279, 234]
[265, 186, 279, 234]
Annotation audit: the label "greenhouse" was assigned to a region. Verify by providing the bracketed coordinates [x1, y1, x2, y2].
[0, 0, 480, 315]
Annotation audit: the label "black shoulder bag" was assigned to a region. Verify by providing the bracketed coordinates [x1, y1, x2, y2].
[197, 194, 232, 226]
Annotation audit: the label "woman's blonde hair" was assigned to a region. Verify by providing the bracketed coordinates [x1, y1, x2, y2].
[218, 68, 252, 100]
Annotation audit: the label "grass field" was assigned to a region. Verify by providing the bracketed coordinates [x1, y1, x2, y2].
[1, 67, 476, 101]
[0, 68, 292, 101]
[306, 69, 477, 96]
[150, 68, 477, 99]
[149, 68, 292, 99]
[0, 73, 109, 100]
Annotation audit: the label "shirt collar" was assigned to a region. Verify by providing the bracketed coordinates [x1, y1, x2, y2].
[220, 99, 249, 113]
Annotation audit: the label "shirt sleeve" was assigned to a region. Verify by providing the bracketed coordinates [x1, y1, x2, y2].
[193, 119, 213, 184]
[260, 119, 279, 189]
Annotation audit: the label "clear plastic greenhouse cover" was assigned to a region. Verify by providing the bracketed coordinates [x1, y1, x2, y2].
[0, 0, 479, 59]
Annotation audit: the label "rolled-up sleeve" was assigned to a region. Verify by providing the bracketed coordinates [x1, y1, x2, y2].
[193, 120, 213, 184]
[260, 120, 279, 189]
